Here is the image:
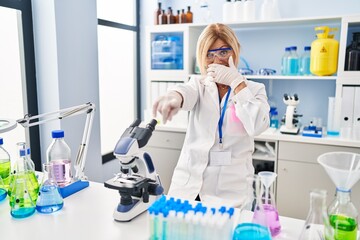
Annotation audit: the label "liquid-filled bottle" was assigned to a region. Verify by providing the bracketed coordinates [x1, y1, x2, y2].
[345, 32, 360, 71]
[0, 137, 11, 192]
[167, 7, 175, 24]
[179, 9, 186, 24]
[300, 46, 311, 76]
[47, 130, 72, 186]
[154, 2, 162, 25]
[281, 47, 290, 75]
[287, 46, 299, 75]
[158, 9, 167, 25]
[328, 189, 358, 240]
[186, 6, 193, 23]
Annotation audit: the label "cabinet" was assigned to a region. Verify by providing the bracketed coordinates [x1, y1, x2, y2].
[276, 141, 360, 219]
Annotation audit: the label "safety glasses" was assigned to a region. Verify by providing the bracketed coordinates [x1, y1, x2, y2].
[206, 47, 232, 61]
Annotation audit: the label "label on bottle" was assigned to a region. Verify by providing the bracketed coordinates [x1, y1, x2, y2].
[51, 159, 72, 186]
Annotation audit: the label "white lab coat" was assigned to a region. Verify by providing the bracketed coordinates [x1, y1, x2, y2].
[168, 75, 270, 207]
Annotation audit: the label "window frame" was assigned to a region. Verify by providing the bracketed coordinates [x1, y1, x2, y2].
[0, 0, 41, 170]
[98, 0, 141, 164]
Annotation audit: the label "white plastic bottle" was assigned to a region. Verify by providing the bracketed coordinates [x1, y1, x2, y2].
[223, 0, 234, 22]
[47, 130, 72, 186]
[0, 137, 11, 190]
[243, 0, 256, 21]
[233, 0, 244, 22]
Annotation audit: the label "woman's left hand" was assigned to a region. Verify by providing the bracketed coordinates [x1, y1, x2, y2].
[207, 56, 245, 90]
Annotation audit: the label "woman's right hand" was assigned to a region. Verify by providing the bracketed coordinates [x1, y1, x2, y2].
[152, 91, 183, 124]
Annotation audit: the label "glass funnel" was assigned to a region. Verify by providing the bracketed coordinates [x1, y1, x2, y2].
[317, 152, 360, 240]
[253, 171, 281, 237]
[36, 163, 64, 213]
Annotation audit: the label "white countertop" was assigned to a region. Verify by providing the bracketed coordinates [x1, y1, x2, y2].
[0, 181, 305, 240]
[154, 125, 360, 148]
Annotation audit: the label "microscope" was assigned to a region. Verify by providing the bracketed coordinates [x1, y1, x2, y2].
[280, 94, 302, 135]
[104, 119, 164, 222]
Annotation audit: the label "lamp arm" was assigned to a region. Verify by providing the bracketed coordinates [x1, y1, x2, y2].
[17, 102, 96, 181]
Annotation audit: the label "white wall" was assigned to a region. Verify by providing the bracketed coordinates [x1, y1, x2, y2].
[139, 0, 360, 118]
[32, 0, 103, 182]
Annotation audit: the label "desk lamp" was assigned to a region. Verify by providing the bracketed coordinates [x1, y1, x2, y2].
[0, 102, 95, 198]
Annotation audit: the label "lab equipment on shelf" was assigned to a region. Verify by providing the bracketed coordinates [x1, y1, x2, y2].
[8, 143, 39, 218]
[300, 46, 311, 75]
[269, 107, 279, 129]
[345, 32, 360, 71]
[253, 171, 281, 237]
[287, 46, 299, 75]
[47, 130, 72, 187]
[0, 137, 11, 192]
[280, 93, 302, 135]
[148, 195, 235, 240]
[298, 189, 334, 240]
[104, 119, 164, 222]
[310, 26, 339, 76]
[281, 47, 291, 75]
[327, 97, 341, 136]
[36, 163, 64, 214]
[318, 152, 360, 240]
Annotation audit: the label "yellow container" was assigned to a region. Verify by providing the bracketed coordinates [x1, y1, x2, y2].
[310, 26, 339, 76]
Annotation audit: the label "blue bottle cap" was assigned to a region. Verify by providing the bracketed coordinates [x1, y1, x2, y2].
[304, 46, 311, 51]
[52, 130, 64, 138]
[291, 46, 297, 50]
[20, 149, 26, 157]
[0, 137, 3, 145]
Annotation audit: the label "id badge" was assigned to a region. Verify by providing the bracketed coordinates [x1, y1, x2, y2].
[209, 150, 232, 166]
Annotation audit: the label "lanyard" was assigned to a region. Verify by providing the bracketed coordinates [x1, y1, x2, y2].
[218, 87, 231, 148]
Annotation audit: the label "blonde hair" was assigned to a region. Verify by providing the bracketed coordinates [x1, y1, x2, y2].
[196, 23, 240, 75]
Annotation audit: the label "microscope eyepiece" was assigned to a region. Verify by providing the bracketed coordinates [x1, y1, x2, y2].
[146, 119, 157, 132]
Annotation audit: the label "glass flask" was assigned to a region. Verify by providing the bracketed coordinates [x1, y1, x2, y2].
[328, 189, 358, 240]
[8, 142, 39, 203]
[9, 177, 36, 218]
[0, 176, 7, 201]
[299, 189, 334, 240]
[0, 137, 11, 192]
[233, 174, 272, 240]
[253, 171, 281, 237]
[36, 163, 64, 213]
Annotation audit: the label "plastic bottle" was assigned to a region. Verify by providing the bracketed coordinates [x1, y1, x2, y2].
[310, 26, 339, 76]
[345, 32, 360, 71]
[270, 108, 279, 129]
[47, 130, 72, 186]
[243, 0, 256, 21]
[287, 46, 299, 75]
[281, 47, 291, 75]
[223, 0, 234, 22]
[154, 2, 162, 25]
[300, 46, 311, 75]
[0, 137, 11, 191]
[233, 0, 244, 22]
[186, 6, 193, 23]
[298, 189, 334, 240]
[328, 189, 358, 240]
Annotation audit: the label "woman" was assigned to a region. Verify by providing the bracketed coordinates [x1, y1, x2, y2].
[152, 23, 270, 207]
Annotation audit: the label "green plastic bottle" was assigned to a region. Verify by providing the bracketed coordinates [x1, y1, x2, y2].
[328, 189, 358, 240]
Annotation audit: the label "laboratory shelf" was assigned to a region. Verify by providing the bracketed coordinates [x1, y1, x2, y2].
[252, 152, 276, 162]
[245, 75, 337, 81]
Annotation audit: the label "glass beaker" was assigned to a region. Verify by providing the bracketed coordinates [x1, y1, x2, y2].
[253, 171, 281, 237]
[299, 189, 334, 240]
[36, 163, 64, 213]
[9, 177, 36, 218]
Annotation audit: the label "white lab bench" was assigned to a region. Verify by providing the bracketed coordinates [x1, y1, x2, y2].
[0, 181, 306, 240]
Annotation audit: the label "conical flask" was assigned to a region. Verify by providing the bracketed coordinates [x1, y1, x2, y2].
[36, 163, 64, 213]
[9, 177, 36, 218]
[299, 189, 334, 240]
[8, 142, 39, 203]
[253, 171, 281, 237]
[317, 152, 359, 240]
[233, 174, 271, 240]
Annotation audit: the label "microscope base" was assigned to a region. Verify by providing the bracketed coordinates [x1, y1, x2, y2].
[280, 125, 299, 135]
[113, 195, 158, 222]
